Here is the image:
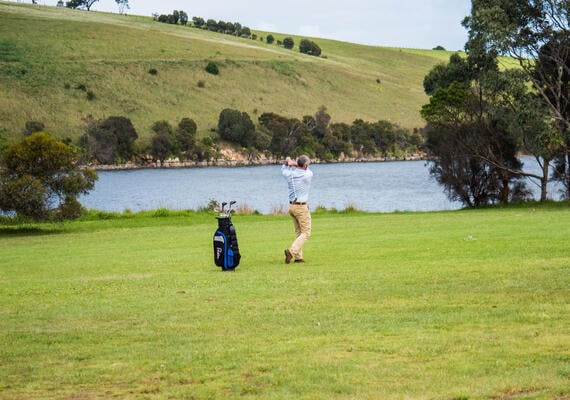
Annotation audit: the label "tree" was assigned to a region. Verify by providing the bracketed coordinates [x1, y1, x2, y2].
[218, 109, 256, 147]
[299, 39, 322, 56]
[179, 11, 188, 26]
[192, 17, 205, 28]
[283, 37, 294, 49]
[259, 112, 305, 155]
[206, 19, 218, 31]
[463, 0, 570, 198]
[232, 22, 242, 35]
[350, 119, 378, 156]
[498, 69, 563, 201]
[311, 106, 331, 140]
[151, 134, 172, 165]
[168, 11, 180, 25]
[266, 34, 275, 44]
[0, 132, 97, 220]
[324, 122, 353, 158]
[240, 26, 251, 38]
[421, 75, 528, 206]
[176, 117, 197, 154]
[150, 120, 175, 164]
[81, 116, 138, 164]
[423, 53, 472, 95]
[115, 0, 129, 14]
[423, 122, 502, 207]
[65, 0, 99, 10]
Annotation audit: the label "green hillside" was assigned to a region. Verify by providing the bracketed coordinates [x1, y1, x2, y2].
[0, 1, 455, 144]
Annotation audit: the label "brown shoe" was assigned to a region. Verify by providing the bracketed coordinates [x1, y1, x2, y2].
[294, 259, 305, 263]
[284, 249, 293, 264]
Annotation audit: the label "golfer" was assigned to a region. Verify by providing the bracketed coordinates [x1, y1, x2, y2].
[282, 155, 313, 264]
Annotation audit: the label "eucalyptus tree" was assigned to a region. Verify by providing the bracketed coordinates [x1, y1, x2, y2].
[81, 116, 138, 164]
[65, 0, 100, 10]
[421, 53, 529, 206]
[462, 0, 570, 197]
[115, 0, 129, 14]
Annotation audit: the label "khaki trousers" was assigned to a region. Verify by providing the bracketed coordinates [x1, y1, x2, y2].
[288, 204, 311, 260]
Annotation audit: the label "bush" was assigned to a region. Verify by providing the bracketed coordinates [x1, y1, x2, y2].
[218, 108, 256, 147]
[299, 39, 321, 56]
[58, 196, 83, 220]
[148, 68, 158, 75]
[205, 61, 219, 75]
[81, 116, 139, 164]
[24, 120, 45, 136]
[283, 37, 294, 49]
[0, 133, 97, 221]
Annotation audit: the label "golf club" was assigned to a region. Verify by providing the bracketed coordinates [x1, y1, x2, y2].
[228, 200, 236, 216]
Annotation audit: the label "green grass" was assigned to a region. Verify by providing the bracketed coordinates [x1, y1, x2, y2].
[1, 206, 569, 399]
[0, 1, 462, 141]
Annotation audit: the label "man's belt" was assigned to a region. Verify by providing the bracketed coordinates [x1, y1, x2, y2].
[290, 201, 306, 205]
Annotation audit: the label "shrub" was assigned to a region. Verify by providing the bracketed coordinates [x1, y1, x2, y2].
[58, 197, 83, 220]
[299, 39, 321, 56]
[205, 61, 219, 75]
[24, 121, 45, 136]
[0, 133, 97, 221]
[148, 68, 158, 75]
[283, 37, 294, 49]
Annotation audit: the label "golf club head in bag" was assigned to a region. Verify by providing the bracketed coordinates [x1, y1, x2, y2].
[213, 200, 240, 270]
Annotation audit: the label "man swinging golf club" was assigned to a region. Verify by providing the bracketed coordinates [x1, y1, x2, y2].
[282, 155, 313, 264]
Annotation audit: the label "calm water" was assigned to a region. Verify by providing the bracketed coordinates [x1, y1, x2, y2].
[79, 157, 559, 214]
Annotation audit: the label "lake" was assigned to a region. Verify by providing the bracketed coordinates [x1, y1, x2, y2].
[79, 157, 560, 214]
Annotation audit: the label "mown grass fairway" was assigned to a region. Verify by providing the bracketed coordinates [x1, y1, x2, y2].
[1, 207, 569, 399]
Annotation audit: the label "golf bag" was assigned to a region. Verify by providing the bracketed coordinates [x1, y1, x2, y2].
[213, 216, 241, 271]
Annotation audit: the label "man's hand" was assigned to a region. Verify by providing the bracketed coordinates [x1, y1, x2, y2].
[285, 156, 296, 167]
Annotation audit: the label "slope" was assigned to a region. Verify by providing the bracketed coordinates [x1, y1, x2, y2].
[0, 1, 454, 143]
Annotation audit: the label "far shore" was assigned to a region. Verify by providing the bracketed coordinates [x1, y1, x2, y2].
[87, 153, 427, 171]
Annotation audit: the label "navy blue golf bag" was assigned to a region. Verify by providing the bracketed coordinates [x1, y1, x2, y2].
[213, 216, 240, 271]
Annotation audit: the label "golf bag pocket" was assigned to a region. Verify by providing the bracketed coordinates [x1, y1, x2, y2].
[213, 231, 226, 268]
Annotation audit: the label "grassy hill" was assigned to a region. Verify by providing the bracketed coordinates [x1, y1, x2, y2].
[0, 1, 454, 145]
